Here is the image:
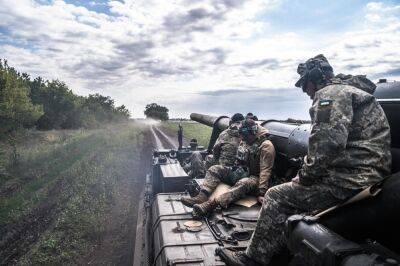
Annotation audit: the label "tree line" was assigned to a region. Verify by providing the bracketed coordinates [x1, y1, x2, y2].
[0, 60, 130, 137]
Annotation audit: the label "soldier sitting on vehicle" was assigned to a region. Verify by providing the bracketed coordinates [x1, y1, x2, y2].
[183, 113, 245, 178]
[205, 113, 244, 169]
[181, 119, 276, 217]
[182, 139, 206, 178]
[216, 54, 392, 266]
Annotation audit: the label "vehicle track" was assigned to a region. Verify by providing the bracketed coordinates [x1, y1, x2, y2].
[150, 125, 177, 149]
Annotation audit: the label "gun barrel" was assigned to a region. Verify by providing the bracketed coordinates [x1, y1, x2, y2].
[190, 112, 311, 158]
[190, 113, 229, 130]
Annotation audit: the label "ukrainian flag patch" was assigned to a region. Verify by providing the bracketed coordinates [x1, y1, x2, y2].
[319, 99, 332, 107]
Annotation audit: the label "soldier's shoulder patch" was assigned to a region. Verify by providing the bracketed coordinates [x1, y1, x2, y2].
[316, 99, 333, 123]
[319, 99, 333, 107]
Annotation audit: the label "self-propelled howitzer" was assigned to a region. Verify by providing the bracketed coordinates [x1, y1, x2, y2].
[135, 80, 400, 266]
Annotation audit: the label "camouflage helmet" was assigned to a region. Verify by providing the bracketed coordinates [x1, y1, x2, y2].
[239, 119, 258, 136]
[245, 112, 254, 119]
[230, 113, 244, 124]
[295, 54, 334, 90]
[245, 113, 258, 121]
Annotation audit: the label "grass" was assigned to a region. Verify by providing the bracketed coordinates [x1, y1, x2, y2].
[162, 121, 212, 147]
[0, 122, 148, 265]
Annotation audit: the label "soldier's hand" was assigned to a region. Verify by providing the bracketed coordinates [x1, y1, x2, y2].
[292, 175, 300, 183]
[257, 196, 264, 204]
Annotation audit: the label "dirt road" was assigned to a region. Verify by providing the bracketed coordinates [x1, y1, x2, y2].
[0, 122, 181, 266]
[150, 125, 178, 149]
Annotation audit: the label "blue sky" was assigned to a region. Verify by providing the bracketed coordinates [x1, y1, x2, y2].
[0, 0, 399, 118]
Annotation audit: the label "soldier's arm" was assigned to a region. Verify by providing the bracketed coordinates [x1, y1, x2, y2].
[299, 87, 353, 185]
[258, 140, 276, 195]
[212, 131, 226, 159]
[213, 141, 222, 159]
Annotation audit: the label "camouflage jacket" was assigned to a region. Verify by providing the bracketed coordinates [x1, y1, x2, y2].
[213, 124, 241, 166]
[299, 78, 392, 194]
[237, 127, 275, 195]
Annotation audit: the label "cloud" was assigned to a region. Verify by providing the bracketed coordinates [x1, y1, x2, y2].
[163, 8, 220, 33]
[0, 0, 399, 118]
[239, 58, 280, 69]
[167, 87, 311, 119]
[381, 68, 400, 77]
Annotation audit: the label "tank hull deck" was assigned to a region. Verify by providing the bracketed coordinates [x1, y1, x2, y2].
[151, 192, 261, 266]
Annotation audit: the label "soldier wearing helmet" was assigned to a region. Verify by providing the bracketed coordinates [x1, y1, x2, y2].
[205, 113, 245, 168]
[217, 54, 391, 265]
[182, 113, 245, 179]
[181, 118, 276, 217]
[245, 112, 258, 121]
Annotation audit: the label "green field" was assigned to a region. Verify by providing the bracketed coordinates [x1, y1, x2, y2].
[0, 119, 212, 265]
[162, 121, 212, 147]
[0, 122, 150, 265]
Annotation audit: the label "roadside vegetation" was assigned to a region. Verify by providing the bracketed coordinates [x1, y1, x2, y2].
[162, 121, 212, 147]
[0, 59, 130, 140]
[0, 122, 151, 265]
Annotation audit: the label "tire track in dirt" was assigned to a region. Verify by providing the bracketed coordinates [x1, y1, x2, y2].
[150, 125, 178, 149]
[0, 161, 80, 265]
[81, 123, 178, 265]
[81, 126, 155, 266]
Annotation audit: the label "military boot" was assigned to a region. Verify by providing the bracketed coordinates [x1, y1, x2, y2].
[180, 191, 208, 207]
[192, 199, 218, 217]
[215, 248, 261, 266]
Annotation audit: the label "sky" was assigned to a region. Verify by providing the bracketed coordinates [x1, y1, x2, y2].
[0, 0, 399, 119]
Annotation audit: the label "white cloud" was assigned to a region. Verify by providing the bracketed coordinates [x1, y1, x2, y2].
[0, 0, 399, 118]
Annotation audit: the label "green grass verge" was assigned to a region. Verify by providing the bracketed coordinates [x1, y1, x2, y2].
[0, 122, 147, 265]
[162, 121, 212, 147]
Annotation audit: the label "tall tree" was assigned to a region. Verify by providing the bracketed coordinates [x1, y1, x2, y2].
[0, 60, 43, 136]
[35, 80, 77, 130]
[1, 59, 131, 131]
[144, 103, 169, 120]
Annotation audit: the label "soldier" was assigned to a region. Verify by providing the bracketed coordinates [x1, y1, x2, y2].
[205, 113, 244, 168]
[216, 54, 392, 265]
[182, 139, 206, 178]
[181, 119, 276, 217]
[245, 112, 258, 121]
[183, 113, 245, 178]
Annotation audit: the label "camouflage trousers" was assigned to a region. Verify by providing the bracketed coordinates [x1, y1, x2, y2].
[202, 165, 258, 208]
[183, 151, 206, 178]
[246, 181, 356, 265]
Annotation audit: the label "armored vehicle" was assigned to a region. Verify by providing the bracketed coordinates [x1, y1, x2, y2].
[134, 80, 400, 266]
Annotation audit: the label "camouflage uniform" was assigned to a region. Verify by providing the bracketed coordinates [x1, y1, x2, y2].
[205, 123, 242, 169]
[183, 151, 206, 178]
[246, 81, 392, 265]
[202, 127, 275, 207]
[183, 124, 241, 178]
[213, 124, 241, 166]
